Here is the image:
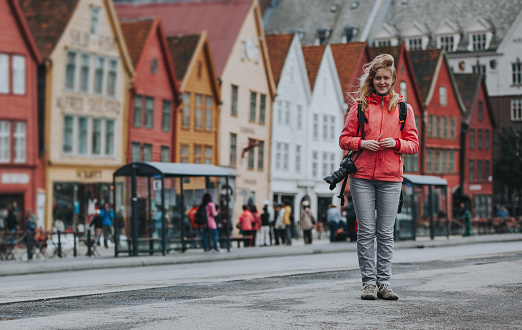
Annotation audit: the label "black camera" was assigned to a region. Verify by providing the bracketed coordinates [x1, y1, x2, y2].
[323, 153, 358, 190]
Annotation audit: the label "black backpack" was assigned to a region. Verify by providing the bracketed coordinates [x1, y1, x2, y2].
[194, 206, 208, 226]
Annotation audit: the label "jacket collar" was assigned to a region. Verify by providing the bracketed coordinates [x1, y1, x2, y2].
[367, 92, 392, 104]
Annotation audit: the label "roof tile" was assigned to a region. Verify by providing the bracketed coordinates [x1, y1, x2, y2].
[302, 45, 326, 91]
[166, 35, 201, 82]
[330, 42, 368, 93]
[408, 49, 442, 102]
[265, 34, 294, 86]
[119, 18, 155, 68]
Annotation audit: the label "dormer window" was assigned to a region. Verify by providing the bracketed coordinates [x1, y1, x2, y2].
[315, 28, 331, 45]
[290, 29, 305, 41]
[342, 26, 359, 43]
[435, 20, 460, 53]
[377, 40, 391, 47]
[466, 17, 493, 52]
[403, 21, 429, 51]
[373, 23, 399, 47]
[408, 38, 422, 50]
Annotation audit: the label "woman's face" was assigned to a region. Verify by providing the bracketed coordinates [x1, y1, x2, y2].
[373, 67, 393, 95]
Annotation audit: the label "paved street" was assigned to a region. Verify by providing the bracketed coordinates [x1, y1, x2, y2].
[0, 237, 521, 329]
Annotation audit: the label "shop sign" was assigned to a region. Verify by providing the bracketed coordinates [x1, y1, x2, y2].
[1, 173, 29, 184]
[469, 184, 482, 191]
[76, 170, 102, 180]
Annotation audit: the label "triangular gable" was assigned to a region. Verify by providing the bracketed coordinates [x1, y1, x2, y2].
[467, 16, 492, 33]
[498, 10, 522, 51]
[435, 19, 460, 35]
[120, 17, 155, 68]
[8, 0, 42, 64]
[330, 42, 371, 94]
[403, 21, 429, 37]
[409, 49, 443, 104]
[265, 34, 294, 86]
[302, 45, 326, 91]
[373, 22, 398, 39]
[18, 0, 79, 59]
[454, 74, 495, 127]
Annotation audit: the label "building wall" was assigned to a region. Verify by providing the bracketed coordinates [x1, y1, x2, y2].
[44, 0, 131, 229]
[219, 6, 272, 219]
[176, 38, 220, 166]
[128, 26, 177, 163]
[0, 0, 42, 226]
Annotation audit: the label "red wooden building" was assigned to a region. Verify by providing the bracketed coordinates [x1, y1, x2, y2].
[409, 49, 465, 218]
[119, 16, 180, 163]
[454, 74, 495, 218]
[0, 0, 43, 229]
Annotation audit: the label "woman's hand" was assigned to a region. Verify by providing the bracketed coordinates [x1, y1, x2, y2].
[379, 138, 397, 149]
[360, 140, 381, 151]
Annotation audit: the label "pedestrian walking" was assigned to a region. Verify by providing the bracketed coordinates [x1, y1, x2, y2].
[300, 201, 315, 244]
[199, 193, 221, 253]
[90, 209, 103, 246]
[339, 54, 419, 300]
[251, 205, 262, 246]
[282, 200, 292, 246]
[273, 203, 285, 245]
[263, 200, 275, 245]
[260, 204, 271, 246]
[99, 203, 114, 248]
[238, 205, 254, 247]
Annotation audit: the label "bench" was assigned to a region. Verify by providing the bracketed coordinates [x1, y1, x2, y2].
[220, 235, 253, 248]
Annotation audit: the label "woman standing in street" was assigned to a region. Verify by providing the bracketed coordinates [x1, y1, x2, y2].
[200, 193, 220, 253]
[339, 54, 419, 300]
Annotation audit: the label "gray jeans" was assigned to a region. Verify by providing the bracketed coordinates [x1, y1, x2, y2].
[350, 177, 402, 287]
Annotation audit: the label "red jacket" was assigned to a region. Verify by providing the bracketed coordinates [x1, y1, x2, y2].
[239, 210, 254, 231]
[339, 93, 419, 182]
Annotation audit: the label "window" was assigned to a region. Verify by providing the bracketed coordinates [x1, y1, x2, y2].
[76, 117, 88, 156]
[485, 160, 490, 180]
[195, 94, 202, 129]
[143, 144, 152, 162]
[439, 35, 454, 52]
[204, 146, 213, 164]
[285, 101, 290, 125]
[343, 26, 358, 43]
[13, 122, 26, 163]
[470, 129, 475, 149]
[259, 94, 266, 124]
[471, 33, 486, 51]
[231, 84, 238, 116]
[80, 54, 90, 92]
[275, 142, 281, 170]
[312, 151, 318, 177]
[162, 100, 171, 132]
[450, 117, 456, 139]
[105, 119, 114, 156]
[63, 116, 74, 154]
[283, 143, 289, 171]
[477, 160, 483, 180]
[247, 139, 255, 169]
[229, 133, 237, 166]
[377, 40, 391, 47]
[182, 93, 190, 127]
[478, 101, 483, 121]
[472, 64, 486, 75]
[205, 96, 212, 130]
[297, 105, 302, 130]
[478, 129, 483, 149]
[106, 59, 117, 96]
[427, 150, 433, 173]
[131, 142, 141, 162]
[12, 55, 25, 95]
[0, 54, 8, 93]
[295, 145, 301, 172]
[94, 57, 105, 94]
[161, 146, 170, 162]
[512, 60, 522, 85]
[400, 81, 407, 101]
[194, 145, 202, 164]
[323, 115, 328, 139]
[428, 115, 434, 138]
[441, 151, 447, 173]
[0, 121, 9, 162]
[90, 7, 101, 37]
[313, 114, 318, 138]
[485, 130, 490, 150]
[250, 91, 257, 122]
[329, 116, 335, 140]
[257, 141, 264, 170]
[322, 152, 328, 178]
[469, 160, 475, 181]
[439, 86, 447, 106]
[435, 151, 440, 173]
[92, 118, 102, 155]
[180, 145, 189, 163]
[408, 38, 422, 51]
[330, 153, 335, 174]
[316, 28, 330, 45]
[133, 95, 142, 127]
[436, 116, 442, 138]
[144, 97, 154, 129]
[449, 151, 455, 173]
[511, 99, 522, 121]
[65, 51, 77, 90]
[443, 117, 448, 139]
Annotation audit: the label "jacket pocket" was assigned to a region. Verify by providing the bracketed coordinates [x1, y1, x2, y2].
[383, 151, 401, 177]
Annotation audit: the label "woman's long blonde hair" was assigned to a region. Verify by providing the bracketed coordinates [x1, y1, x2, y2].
[347, 54, 400, 112]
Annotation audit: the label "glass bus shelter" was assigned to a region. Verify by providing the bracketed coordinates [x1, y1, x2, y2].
[395, 174, 448, 240]
[112, 162, 230, 256]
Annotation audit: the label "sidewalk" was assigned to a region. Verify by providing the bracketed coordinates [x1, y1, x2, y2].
[1, 233, 521, 276]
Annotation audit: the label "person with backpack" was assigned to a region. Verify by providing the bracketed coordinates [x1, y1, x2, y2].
[339, 54, 419, 301]
[198, 193, 220, 253]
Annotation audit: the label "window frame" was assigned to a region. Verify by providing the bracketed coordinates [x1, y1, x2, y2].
[162, 100, 171, 132]
[231, 84, 238, 116]
[144, 96, 154, 129]
[161, 146, 170, 162]
[229, 133, 237, 166]
[12, 55, 26, 95]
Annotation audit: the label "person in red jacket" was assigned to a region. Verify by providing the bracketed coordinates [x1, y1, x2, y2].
[238, 205, 254, 247]
[339, 54, 419, 301]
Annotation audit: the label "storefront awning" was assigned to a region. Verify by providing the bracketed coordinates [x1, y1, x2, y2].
[403, 174, 447, 186]
[113, 162, 230, 178]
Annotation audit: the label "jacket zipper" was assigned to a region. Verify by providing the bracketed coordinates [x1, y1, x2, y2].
[373, 96, 384, 178]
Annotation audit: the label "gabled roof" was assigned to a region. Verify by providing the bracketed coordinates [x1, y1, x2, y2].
[119, 17, 155, 68]
[265, 34, 294, 86]
[8, 0, 41, 64]
[409, 49, 443, 102]
[454, 73, 495, 127]
[330, 42, 370, 93]
[302, 45, 326, 91]
[18, 0, 79, 59]
[369, 45, 401, 65]
[167, 34, 201, 83]
[115, 0, 251, 77]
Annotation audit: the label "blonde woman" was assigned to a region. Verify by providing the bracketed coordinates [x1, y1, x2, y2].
[339, 54, 419, 300]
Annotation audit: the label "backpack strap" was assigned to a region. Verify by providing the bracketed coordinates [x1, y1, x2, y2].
[399, 102, 407, 132]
